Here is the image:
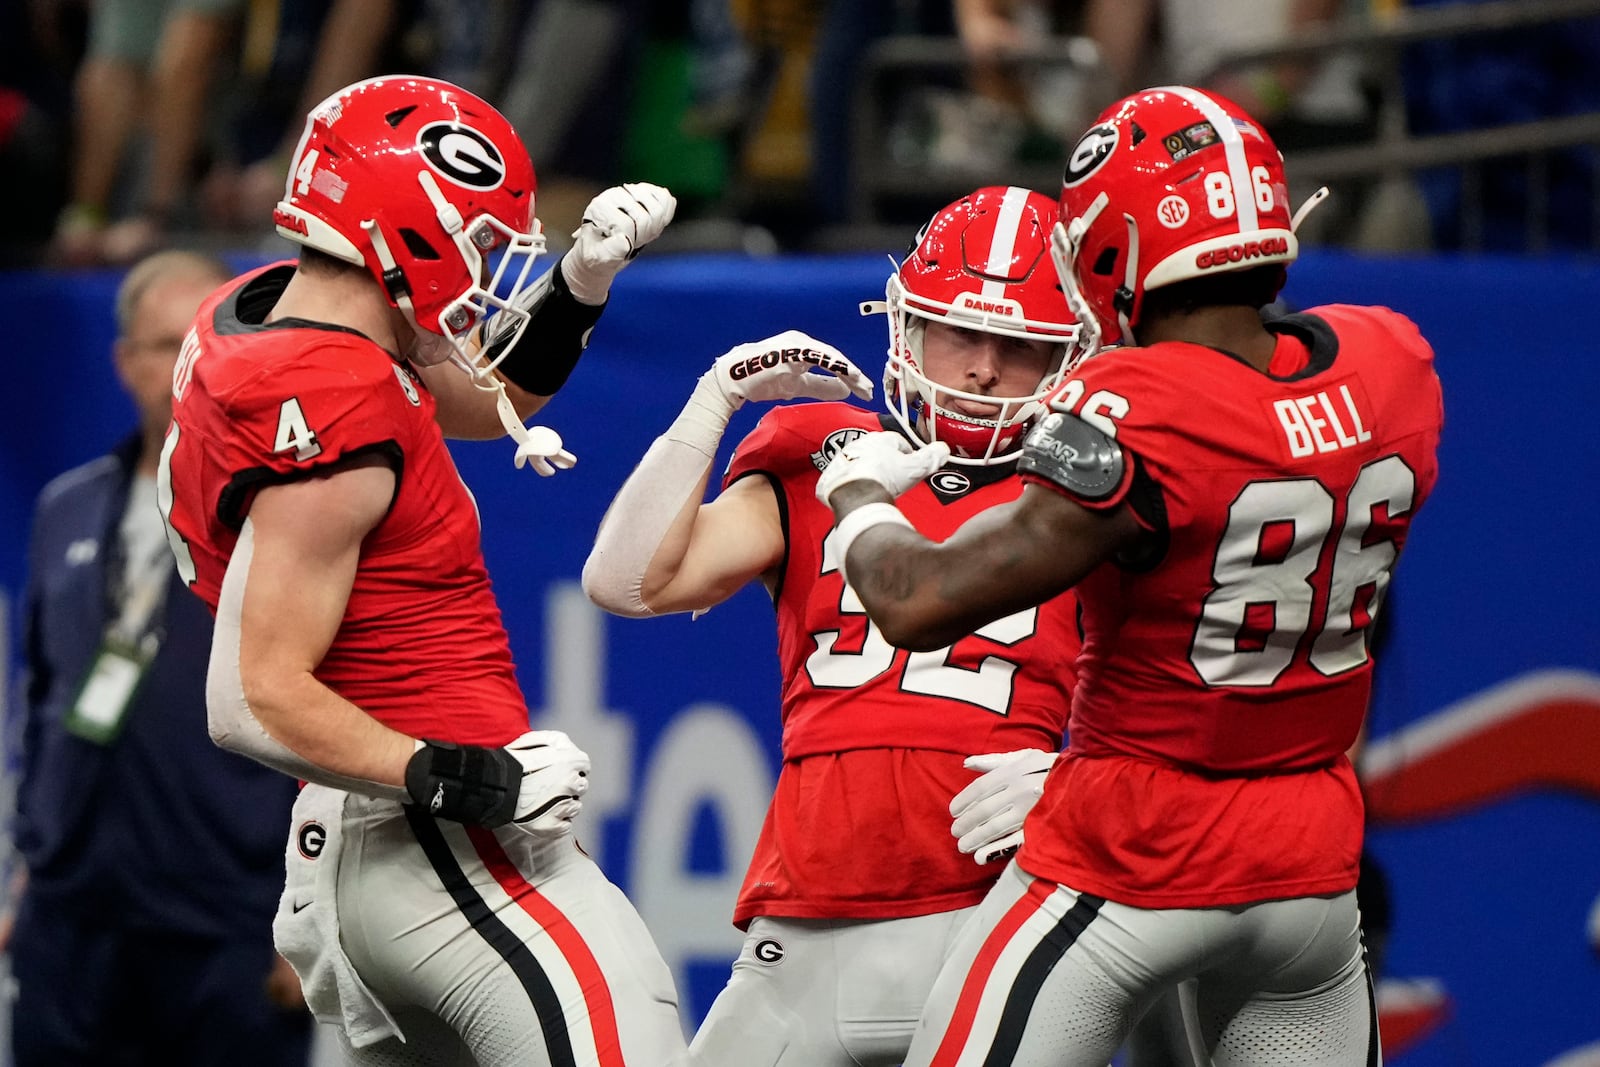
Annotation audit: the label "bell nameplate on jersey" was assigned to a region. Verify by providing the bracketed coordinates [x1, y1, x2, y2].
[64, 636, 157, 745]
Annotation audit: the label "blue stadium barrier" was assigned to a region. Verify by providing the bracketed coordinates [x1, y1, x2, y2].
[1, 250, 1597, 1063]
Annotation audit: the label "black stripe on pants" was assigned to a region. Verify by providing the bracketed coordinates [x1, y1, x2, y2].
[983, 891, 1107, 1067]
[405, 805, 579, 1067]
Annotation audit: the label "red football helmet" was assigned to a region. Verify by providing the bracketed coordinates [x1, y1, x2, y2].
[871, 185, 1082, 465]
[1052, 86, 1321, 350]
[273, 75, 546, 380]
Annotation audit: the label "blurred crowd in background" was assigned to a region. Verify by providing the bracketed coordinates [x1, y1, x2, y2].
[2, 0, 1599, 268]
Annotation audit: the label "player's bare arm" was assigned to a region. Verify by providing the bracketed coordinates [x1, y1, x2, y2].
[230, 457, 418, 787]
[830, 478, 1137, 651]
[642, 474, 785, 613]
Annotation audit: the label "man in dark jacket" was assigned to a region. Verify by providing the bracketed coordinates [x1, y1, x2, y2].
[10, 250, 311, 1066]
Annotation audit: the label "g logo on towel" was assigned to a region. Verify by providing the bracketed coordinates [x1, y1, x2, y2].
[297, 820, 327, 859]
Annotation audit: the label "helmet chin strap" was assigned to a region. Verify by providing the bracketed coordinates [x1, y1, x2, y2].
[1117, 212, 1140, 345]
[1049, 200, 1106, 365]
[413, 171, 496, 389]
[362, 216, 438, 360]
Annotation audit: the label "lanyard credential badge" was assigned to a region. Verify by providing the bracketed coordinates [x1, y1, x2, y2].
[64, 632, 160, 745]
[63, 475, 174, 746]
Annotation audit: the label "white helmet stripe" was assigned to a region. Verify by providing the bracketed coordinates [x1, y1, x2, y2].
[1163, 85, 1257, 232]
[980, 185, 1031, 300]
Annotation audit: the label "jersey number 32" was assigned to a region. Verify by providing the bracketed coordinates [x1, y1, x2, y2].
[805, 527, 1037, 714]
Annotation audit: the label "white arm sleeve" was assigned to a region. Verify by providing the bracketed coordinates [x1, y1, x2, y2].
[581, 374, 731, 617]
[207, 520, 407, 801]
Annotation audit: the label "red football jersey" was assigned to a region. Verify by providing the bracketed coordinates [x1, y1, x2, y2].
[161, 263, 529, 745]
[1018, 305, 1442, 907]
[723, 402, 1078, 923]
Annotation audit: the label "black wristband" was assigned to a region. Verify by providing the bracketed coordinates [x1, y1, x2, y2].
[492, 257, 605, 396]
[404, 740, 521, 827]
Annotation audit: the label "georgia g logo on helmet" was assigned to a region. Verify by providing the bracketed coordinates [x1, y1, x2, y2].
[417, 121, 506, 190]
[1063, 123, 1118, 188]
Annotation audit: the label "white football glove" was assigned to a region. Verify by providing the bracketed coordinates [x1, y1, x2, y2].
[814, 430, 950, 508]
[506, 730, 591, 834]
[561, 182, 677, 305]
[950, 748, 1058, 865]
[710, 330, 874, 410]
[668, 330, 874, 457]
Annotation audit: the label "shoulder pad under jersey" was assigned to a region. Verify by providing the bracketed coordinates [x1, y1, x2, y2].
[1017, 411, 1124, 501]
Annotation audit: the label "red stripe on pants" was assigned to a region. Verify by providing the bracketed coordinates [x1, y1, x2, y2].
[468, 828, 626, 1067]
[928, 878, 1055, 1067]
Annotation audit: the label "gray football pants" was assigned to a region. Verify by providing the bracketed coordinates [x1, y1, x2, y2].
[691, 909, 978, 1067]
[903, 861, 1378, 1067]
[280, 788, 687, 1067]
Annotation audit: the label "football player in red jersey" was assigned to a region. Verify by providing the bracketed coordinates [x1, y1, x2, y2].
[158, 76, 687, 1066]
[583, 187, 1085, 1066]
[819, 87, 1443, 1065]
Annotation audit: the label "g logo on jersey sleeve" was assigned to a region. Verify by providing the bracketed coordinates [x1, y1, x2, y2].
[417, 122, 506, 190]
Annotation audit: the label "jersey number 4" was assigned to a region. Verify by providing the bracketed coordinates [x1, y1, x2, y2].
[155, 399, 326, 588]
[805, 527, 1037, 714]
[1191, 454, 1416, 687]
